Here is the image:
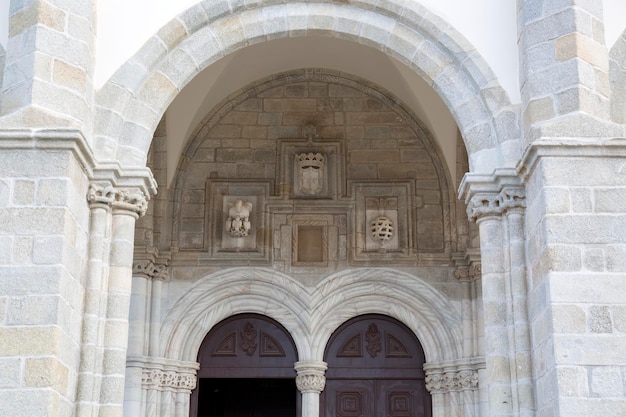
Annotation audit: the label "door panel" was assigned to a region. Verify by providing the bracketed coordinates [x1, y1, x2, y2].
[323, 315, 431, 417]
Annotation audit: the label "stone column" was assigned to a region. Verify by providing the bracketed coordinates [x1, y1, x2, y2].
[460, 170, 533, 417]
[100, 189, 147, 417]
[294, 361, 327, 417]
[124, 259, 169, 417]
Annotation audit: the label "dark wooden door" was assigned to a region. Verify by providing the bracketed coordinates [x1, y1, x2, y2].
[190, 314, 299, 417]
[323, 315, 431, 417]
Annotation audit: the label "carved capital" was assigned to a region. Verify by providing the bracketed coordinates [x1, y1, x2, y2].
[424, 359, 484, 394]
[294, 361, 328, 394]
[132, 260, 169, 281]
[454, 262, 482, 282]
[88, 183, 149, 216]
[141, 369, 197, 393]
[425, 369, 479, 394]
[459, 169, 525, 222]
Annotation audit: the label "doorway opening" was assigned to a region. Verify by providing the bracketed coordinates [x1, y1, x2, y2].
[197, 378, 297, 417]
[322, 314, 431, 417]
[190, 314, 300, 417]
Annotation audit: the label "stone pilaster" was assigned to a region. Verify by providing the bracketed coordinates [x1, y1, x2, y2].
[460, 169, 534, 417]
[517, 0, 619, 143]
[294, 361, 327, 417]
[519, 139, 626, 416]
[1, 0, 97, 131]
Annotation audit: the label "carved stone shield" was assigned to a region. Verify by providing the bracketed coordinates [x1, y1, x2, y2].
[300, 166, 323, 195]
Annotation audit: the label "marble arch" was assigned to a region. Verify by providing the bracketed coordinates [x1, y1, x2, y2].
[94, 0, 521, 173]
[160, 267, 463, 365]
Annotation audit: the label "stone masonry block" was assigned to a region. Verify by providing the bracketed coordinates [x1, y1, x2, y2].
[0, 357, 21, 388]
[589, 305, 612, 333]
[612, 306, 626, 333]
[12, 179, 35, 205]
[583, 247, 606, 271]
[556, 33, 608, 70]
[53, 59, 87, 93]
[157, 18, 188, 50]
[8, 295, 65, 327]
[24, 356, 69, 394]
[37, 178, 68, 206]
[552, 304, 587, 333]
[0, 326, 61, 356]
[605, 245, 626, 272]
[557, 366, 589, 397]
[590, 366, 623, 397]
[596, 188, 626, 213]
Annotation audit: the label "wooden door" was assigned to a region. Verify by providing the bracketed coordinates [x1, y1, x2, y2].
[323, 315, 431, 417]
[190, 314, 299, 417]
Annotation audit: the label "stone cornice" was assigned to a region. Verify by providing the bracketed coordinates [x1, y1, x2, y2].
[0, 128, 157, 197]
[518, 137, 626, 181]
[459, 168, 525, 221]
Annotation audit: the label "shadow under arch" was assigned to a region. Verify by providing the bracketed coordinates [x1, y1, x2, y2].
[160, 267, 463, 367]
[94, 0, 520, 174]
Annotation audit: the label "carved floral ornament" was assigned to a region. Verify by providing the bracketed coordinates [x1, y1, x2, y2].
[87, 183, 148, 216]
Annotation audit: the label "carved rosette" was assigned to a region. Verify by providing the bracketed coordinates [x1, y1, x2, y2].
[466, 187, 525, 222]
[141, 369, 197, 392]
[132, 260, 169, 281]
[294, 361, 328, 394]
[425, 368, 479, 394]
[88, 183, 148, 217]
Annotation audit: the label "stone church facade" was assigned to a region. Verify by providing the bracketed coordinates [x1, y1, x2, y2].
[0, 1, 625, 417]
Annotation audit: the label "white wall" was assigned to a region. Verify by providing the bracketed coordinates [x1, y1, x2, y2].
[604, 0, 626, 48]
[0, 0, 9, 51]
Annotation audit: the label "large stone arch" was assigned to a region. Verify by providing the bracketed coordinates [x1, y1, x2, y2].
[94, 0, 521, 173]
[610, 28, 626, 124]
[160, 267, 463, 365]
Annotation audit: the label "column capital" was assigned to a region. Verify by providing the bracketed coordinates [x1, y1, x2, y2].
[294, 361, 328, 394]
[459, 168, 525, 222]
[127, 356, 199, 394]
[132, 259, 169, 281]
[424, 358, 484, 394]
[87, 182, 149, 217]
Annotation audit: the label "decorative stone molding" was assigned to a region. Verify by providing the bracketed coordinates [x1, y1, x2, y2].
[424, 358, 484, 394]
[88, 183, 149, 216]
[294, 361, 328, 394]
[132, 260, 169, 281]
[459, 169, 525, 222]
[127, 356, 199, 393]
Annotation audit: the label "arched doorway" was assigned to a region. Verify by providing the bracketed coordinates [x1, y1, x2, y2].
[190, 314, 300, 417]
[323, 314, 431, 417]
